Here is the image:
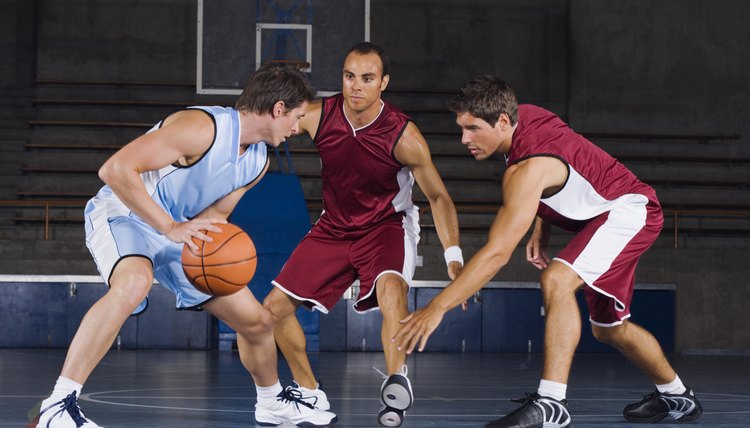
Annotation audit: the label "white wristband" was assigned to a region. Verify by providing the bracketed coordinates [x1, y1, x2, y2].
[444, 246, 463, 267]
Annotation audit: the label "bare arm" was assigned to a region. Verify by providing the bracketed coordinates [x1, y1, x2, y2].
[393, 156, 567, 353]
[294, 99, 323, 139]
[394, 122, 462, 278]
[98, 110, 224, 249]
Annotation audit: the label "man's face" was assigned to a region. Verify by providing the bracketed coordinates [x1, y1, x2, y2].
[268, 102, 308, 147]
[341, 52, 389, 114]
[455, 112, 505, 160]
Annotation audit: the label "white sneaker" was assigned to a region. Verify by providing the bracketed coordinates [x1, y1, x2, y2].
[292, 380, 331, 410]
[37, 392, 102, 428]
[255, 386, 337, 426]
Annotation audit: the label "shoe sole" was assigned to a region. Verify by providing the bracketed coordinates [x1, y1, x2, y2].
[255, 415, 338, 427]
[381, 377, 413, 411]
[378, 408, 403, 427]
[624, 408, 702, 424]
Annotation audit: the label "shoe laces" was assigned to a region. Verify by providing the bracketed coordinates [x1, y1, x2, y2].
[277, 386, 315, 411]
[638, 391, 660, 403]
[504, 392, 540, 417]
[42, 391, 89, 427]
[373, 364, 408, 380]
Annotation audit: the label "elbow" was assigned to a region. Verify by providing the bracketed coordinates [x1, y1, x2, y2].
[98, 158, 126, 186]
[98, 162, 112, 185]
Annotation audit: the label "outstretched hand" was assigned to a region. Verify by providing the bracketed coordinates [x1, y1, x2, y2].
[166, 218, 227, 251]
[392, 303, 446, 354]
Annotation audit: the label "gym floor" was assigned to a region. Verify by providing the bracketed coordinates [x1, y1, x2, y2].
[2, 349, 748, 427]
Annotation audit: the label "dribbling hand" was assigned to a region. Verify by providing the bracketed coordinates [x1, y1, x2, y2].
[166, 218, 227, 251]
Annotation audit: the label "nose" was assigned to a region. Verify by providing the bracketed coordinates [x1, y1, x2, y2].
[460, 130, 471, 145]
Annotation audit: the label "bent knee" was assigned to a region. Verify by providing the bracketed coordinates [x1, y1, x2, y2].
[376, 275, 408, 306]
[109, 272, 152, 309]
[591, 323, 626, 344]
[262, 288, 298, 322]
[540, 263, 583, 300]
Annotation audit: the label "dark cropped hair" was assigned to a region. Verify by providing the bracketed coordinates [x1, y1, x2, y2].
[347, 41, 390, 77]
[448, 75, 518, 126]
[235, 62, 315, 114]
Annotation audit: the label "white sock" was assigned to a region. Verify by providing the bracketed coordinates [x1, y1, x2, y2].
[255, 382, 283, 406]
[43, 376, 83, 407]
[656, 375, 686, 395]
[295, 381, 319, 392]
[538, 379, 567, 401]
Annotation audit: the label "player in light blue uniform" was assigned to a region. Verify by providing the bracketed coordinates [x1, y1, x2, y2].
[84, 105, 270, 313]
[36, 63, 336, 428]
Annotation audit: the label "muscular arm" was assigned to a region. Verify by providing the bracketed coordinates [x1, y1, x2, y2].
[294, 99, 323, 139]
[394, 122, 461, 276]
[393, 156, 568, 352]
[98, 110, 223, 247]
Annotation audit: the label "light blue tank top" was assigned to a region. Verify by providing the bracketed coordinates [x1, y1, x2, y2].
[87, 106, 268, 223]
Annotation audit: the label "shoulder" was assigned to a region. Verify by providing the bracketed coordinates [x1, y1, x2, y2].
[394, 122, 430, 166]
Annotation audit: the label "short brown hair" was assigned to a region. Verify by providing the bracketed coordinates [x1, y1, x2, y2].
[347, 42, 390, 77]
[235, 62, 315, 114]
[448, 75, 518, 126]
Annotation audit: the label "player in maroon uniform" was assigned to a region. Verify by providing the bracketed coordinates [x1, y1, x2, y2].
[393, 76, 702, 428]
[263, 43, 462, 426]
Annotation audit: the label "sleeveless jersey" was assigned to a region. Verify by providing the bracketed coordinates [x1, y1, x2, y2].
[506, 104, 659, 231]
[86, 106, 268, 224]
[314, 94, 413, 230]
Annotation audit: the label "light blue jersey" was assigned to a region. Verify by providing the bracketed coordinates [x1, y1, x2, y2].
[84, 106, 268, 312]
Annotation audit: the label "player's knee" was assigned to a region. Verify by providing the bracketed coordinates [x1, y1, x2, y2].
[239, 308, 274, 337]
[376, 276, 407, 309]
[110, 273, 152, 310]
[262, 291, 295, 323]
[591, 323, 624, 344]
[540, 267, 579, 302]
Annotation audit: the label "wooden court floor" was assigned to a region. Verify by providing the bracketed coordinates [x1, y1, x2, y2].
[2, 349, 748, 427]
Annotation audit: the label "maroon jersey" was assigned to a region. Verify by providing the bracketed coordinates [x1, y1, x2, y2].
[314, 94, 414, 231]
[506, 104, 660, 232]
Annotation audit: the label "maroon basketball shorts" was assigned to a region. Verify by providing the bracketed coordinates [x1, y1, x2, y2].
[273, 211, 420, 313]
[553, 199, 663, 326]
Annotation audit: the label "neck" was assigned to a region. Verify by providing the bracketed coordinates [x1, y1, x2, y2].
[344, 99, 383, 129]
[238, 110, 269, 147]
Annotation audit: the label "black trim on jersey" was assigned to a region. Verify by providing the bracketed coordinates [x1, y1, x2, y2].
[390, 119, 413, 165]
[242, 156, 270, 187]
[311, 96, 330, 147]
[156, 107, 218, 169]
[513, 153, 570, 199]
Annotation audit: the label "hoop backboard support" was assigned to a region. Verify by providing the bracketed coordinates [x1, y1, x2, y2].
[197, 0, 369, 96]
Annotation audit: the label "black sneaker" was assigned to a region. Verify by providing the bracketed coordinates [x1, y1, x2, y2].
[623, 387, 702, 423]
[485, 393, 572, 428]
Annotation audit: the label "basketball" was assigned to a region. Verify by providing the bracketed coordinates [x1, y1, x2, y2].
[181, 223, 257, 296]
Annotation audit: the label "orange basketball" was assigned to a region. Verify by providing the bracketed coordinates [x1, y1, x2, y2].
[181, 223, 257, 296]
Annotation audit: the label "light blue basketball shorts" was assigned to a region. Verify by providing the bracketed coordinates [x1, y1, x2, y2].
[84, 202, 213, 315]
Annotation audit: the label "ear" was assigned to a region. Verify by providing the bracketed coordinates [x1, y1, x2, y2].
[495, 112, 511, 131]
[272, 100, 286, 118]
[380, 74, 390, 92]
